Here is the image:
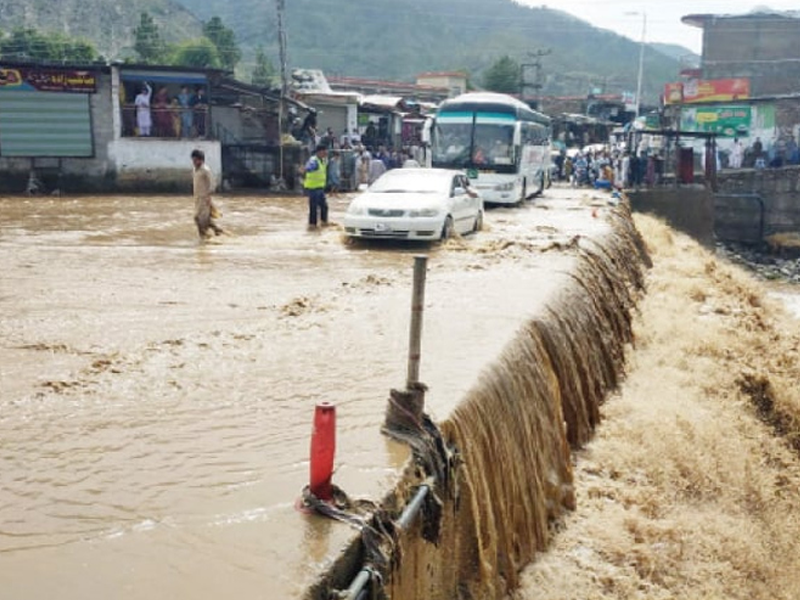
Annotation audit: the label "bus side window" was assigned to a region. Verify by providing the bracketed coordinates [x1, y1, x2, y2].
[523, 123, 533, 145]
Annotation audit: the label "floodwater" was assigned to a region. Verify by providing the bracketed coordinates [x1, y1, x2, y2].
[0, 189, 609, 599]
[769, 285, 800, 319]
[513, 215, 800, 600]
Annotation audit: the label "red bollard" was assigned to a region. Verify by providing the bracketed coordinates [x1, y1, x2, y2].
[309, 402, 336, 502]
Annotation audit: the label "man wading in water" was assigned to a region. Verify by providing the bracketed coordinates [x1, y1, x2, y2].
[303, 144, 329, 230]
[191, 149, 224, 240]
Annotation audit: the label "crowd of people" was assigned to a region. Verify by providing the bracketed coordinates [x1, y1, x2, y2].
[126, 83, 210, 139]
[295, 121, 425, 192]
[553, 133, 800, 191]
[728, 136, 800, 170]
[556, 144, 658, 190]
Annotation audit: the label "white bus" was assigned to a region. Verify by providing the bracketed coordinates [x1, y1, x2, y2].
[429, 92, 552, 204]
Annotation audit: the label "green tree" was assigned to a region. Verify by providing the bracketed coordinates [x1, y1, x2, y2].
[54, 34, 97, 62]
[0, 28, 55, 60]
[133, 12, 166, 64]
[251, 46, 277, 88]
[482, 56, 521, 94]
[0, 28, 97, 62]
[171, 38, 221, 69]
[202, 16, 241, 71]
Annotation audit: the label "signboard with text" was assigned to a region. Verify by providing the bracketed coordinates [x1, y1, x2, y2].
[0, 66, 97, 94]
[664, 78, 750, 105]
[681, 106, 752, 138]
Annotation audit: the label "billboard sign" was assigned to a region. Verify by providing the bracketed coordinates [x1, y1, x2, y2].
[664, 78, 750, 105]
[681, 106, 752, 138]
[0, 66, 97, 94]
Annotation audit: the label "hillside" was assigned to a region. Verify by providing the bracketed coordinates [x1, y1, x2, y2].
[651, 42, 700, 66]
[176, 0, 681, 99]
[0, 0, 201, 58]
[0, 0, 685, 99]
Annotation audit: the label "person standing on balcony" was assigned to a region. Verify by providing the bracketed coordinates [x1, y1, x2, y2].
[178, 86, 194, 138]
[192, 87, 209, 139]
[153, 86, 171, 137]
[135, 82, 153, 137]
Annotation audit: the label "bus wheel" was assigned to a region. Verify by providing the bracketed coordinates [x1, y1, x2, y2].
[536, 173, 545, 196]
[441, 216, 455, 240]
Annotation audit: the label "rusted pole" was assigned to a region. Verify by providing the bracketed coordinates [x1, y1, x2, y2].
[406, 255, 428, 388]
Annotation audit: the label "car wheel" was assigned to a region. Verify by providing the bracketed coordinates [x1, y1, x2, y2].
[441, 216, 455, 240]
[473, 211, 484, 233]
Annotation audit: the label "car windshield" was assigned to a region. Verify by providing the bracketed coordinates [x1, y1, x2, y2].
[368, 171, 449, 194]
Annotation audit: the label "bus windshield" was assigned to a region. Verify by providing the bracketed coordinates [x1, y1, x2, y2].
[432, 117, 517, 173]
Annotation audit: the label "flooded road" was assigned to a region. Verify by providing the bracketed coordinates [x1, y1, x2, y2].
[0, 190, 608, 598]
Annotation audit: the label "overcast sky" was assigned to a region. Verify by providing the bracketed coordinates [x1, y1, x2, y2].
[529, 1, 799, 54]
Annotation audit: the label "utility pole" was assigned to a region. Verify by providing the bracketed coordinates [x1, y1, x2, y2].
[520, 49, 551, 109]
[276, 0, 289, 182]
[631, 12, 647, 118]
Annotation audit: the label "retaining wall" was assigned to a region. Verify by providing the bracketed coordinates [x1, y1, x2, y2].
[628, 187, 715, 247]
[715, 166, 800, 243]
[303, 204, 649, 600]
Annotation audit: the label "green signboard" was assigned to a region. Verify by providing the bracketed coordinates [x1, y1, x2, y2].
[681, 105, 752, 138]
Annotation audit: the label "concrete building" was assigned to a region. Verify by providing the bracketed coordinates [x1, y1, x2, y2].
[328, 75, 450, 104]
[0, 62, 222, 193]
[0, 61, 308, 193]
[671, 11, 800, 167]
[415, 72, 468, 98]
[683, 11, 800, 96]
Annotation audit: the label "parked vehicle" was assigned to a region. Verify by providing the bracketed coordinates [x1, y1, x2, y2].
[343, 168, 484, 241]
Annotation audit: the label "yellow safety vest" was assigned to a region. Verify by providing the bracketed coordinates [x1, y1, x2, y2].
[304, 157, 328, 190]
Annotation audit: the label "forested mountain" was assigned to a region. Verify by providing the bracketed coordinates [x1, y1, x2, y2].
[176, 0, 681, 99]
[0, 0, 200, 58]
[650, 42, 700, 66]
[0, 0, 688, 99]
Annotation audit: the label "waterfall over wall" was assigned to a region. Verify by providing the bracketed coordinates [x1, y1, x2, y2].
[387, 205, 649, 600]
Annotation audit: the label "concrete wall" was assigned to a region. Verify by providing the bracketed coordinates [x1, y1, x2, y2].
[107, 139, 222, 192]
[715, 166, 800, 243]
[629, 169, 800, 246]
[629, 187, 716, 247]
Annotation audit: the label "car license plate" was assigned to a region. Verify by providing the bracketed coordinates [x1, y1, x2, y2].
[375, 223, 390, 232]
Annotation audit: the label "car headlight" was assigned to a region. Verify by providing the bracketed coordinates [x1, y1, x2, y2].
[494, 182, 515, 191]
[347, 204, 366, 215]
[409, 208, 440, 218]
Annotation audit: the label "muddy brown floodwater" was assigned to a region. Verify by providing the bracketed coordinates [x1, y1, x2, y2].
[0, 189, 609, 599]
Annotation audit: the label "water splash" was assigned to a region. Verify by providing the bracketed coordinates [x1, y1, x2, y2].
[386, 204, 649, 599]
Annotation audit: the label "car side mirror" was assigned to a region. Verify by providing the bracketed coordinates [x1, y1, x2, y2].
[453, 186, 466, 196]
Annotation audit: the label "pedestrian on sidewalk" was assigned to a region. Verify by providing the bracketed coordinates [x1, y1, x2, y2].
[191, 149, 223, 240]
[304, 144, 329, 229]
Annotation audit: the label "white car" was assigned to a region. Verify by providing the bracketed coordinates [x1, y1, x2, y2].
[343, 169, 484, 241]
